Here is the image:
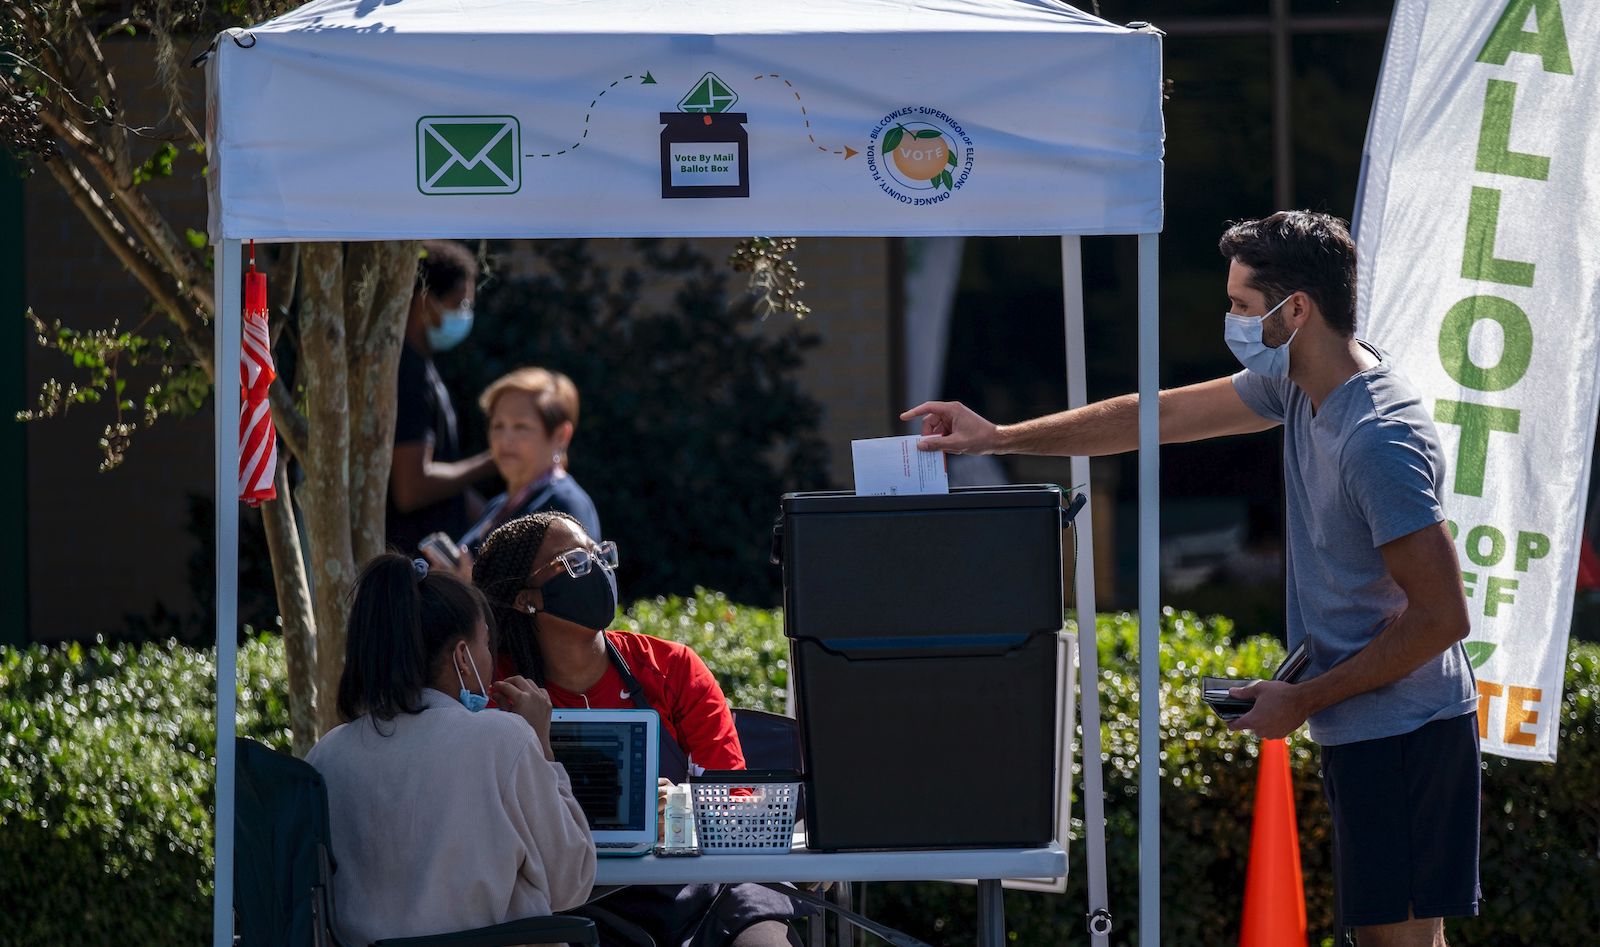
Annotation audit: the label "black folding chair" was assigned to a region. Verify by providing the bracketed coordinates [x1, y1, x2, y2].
[233, 737, 597, 947]
[729, 708, 803, 771]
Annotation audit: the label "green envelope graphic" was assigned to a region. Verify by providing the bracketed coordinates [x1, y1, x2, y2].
[416, 116, 521, 195]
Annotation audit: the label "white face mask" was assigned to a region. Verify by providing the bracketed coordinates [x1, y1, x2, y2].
[1224, 294, 1298, 379]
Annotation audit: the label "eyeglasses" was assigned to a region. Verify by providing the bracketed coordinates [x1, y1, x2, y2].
[536, 541, 619, 580]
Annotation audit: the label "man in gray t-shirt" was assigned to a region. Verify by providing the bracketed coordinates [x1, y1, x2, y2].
[904, 211, 1479, 947]
[1231, 352, 1477, 745]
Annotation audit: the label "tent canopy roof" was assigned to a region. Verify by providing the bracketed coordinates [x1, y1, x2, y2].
[256, 0, 1124, 36]
[209, 0, 1163, 241]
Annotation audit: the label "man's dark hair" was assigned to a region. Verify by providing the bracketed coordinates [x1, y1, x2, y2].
[337, 553, 493, 725]
[1219, 211, 1358, 337]
[415, 239, 478, 300]
[472, 511, 585, 686]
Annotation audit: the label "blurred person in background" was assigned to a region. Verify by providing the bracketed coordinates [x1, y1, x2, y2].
[387, 240, 495, 555]
[420, 366, 602, 576]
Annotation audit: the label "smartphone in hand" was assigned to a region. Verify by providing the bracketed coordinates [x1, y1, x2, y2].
[1201, 677, 1258, 721]
[418, 532, 462, 568]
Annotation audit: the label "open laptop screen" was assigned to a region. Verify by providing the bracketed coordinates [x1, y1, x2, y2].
[548, 718, 652, 833]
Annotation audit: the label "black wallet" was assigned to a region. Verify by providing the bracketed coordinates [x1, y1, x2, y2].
[1201, 641, 1309, 722]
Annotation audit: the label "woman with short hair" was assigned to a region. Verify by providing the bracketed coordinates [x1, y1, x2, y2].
[422, 367, 602, 577]
[468, 366, 601, 550]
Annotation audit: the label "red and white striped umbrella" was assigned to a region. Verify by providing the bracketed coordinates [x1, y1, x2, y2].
[239, 244, 278, 506]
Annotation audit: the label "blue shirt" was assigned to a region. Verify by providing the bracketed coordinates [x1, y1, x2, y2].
[1233, 342, 1477, 745]
[462, 472, 602, 556]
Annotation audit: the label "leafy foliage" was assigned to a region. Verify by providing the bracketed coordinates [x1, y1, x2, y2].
[871, 614, 1600, 947]
[440, 239, 830, 606]
[1, 0, 298, 469]
[618, 589, 790, 713]
[4, 606, 1596, 946]
[14, 311, 207, 470]
[0, 635, 289, 945]
[727, 237, 810, 321]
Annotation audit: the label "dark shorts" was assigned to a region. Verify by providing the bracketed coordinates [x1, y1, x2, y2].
[1321, 711, 1482, 929]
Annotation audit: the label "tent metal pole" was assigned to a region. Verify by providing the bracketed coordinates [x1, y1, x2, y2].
[1135, 232, 1161, 944]
[213, 237, 242, 947]
[1061, 235, 1112, 943]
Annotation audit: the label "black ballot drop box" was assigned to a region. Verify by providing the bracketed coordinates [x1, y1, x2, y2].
[777, 485, 1073, 851]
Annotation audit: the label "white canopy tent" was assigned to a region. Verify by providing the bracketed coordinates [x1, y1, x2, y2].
[206, 0, 1165, 942]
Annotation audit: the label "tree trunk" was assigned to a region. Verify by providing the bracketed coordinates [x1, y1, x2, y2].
[297, 243, 357, 735]
[260, 454, 319, 756]
[344, 241, 417, 566]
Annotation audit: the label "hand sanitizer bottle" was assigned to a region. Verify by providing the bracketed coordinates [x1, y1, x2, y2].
[663, 784, 697, 854]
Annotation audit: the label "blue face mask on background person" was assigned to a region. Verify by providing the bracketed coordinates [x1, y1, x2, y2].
[427, 302, 474, 352]
[1224, 294, 1298, 379]
[537, 562, 619, 632]
[454, 647, 490, 712]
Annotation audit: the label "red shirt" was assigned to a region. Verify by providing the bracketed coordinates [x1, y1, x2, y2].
[494, 630, 745, 772]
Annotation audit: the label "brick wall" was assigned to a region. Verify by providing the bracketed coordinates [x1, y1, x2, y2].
[24, 41, 214, 642]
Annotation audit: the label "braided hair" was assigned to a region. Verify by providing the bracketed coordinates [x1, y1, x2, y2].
[472, 511, 584, 686]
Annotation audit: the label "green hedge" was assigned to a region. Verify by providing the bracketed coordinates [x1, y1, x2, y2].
[0, 637, 290, 945]
[3, 598, 1597, 945]
[869, 613, 1600, 946]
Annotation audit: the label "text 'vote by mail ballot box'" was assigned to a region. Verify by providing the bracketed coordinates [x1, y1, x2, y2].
[778, 485, 1070, 851]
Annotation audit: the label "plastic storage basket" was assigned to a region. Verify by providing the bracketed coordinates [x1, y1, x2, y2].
[690, 770, 802, 853]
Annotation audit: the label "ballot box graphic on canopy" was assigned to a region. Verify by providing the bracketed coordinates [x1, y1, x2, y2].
[660, 72, 750, 198]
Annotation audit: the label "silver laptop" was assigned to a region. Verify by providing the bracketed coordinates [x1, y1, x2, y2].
[548, 709, 660, 857]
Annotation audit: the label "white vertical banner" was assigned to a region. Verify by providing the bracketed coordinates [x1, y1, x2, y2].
[1357, 0, 1600, 761]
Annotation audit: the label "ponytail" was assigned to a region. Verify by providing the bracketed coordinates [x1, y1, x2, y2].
[338, 553, 492, 725]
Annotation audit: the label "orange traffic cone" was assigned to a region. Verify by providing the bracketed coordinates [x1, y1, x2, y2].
[1239, 738, 1307, 946]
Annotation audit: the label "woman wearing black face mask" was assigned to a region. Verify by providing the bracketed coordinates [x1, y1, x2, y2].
[473, 511, 804, 947]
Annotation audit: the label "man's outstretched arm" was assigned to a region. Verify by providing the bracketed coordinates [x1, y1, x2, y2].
[901, 376, 1277, 457]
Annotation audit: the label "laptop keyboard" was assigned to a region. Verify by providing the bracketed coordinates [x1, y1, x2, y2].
[596, 841, 642, 849]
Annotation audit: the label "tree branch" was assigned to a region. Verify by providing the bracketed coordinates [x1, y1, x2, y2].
[4, 6, 77, 126]
[268, 379, 309, 463]
[39, 151, 215, 379]
[260, 452, 321, 753]
[35, 104, 214, 311]
[268, 244, 299, 341]
[29, 62, 214, 320]
[65, 0, 125, 181]
[297, 243, 356, 734]
[38, 107, 214, 317]
[343, 241, 415, 566]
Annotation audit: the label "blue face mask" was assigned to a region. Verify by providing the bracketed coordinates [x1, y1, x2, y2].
[454, 647, 490, 713]
[427, 303, 474, 353]
[1224, 294, 1299, 379]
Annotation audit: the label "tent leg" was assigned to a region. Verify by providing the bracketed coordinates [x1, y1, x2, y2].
[1061, 235, 1111, 945]
[213, 238, 242, 947]
[1136, 232, 1161, 945]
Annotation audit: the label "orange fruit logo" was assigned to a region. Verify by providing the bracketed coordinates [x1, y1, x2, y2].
[891, 131, 950, 181]
[882, 123, 958, 191]
[868, 109, 973, 203]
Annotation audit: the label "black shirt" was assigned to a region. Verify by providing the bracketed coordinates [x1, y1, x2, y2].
[385, 343, 469, 554]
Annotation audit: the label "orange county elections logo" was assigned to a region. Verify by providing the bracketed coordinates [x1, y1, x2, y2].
[866, 107, 974, 205]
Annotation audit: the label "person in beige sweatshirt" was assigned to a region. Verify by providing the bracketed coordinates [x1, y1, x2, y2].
[307, 553, 596, 946]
